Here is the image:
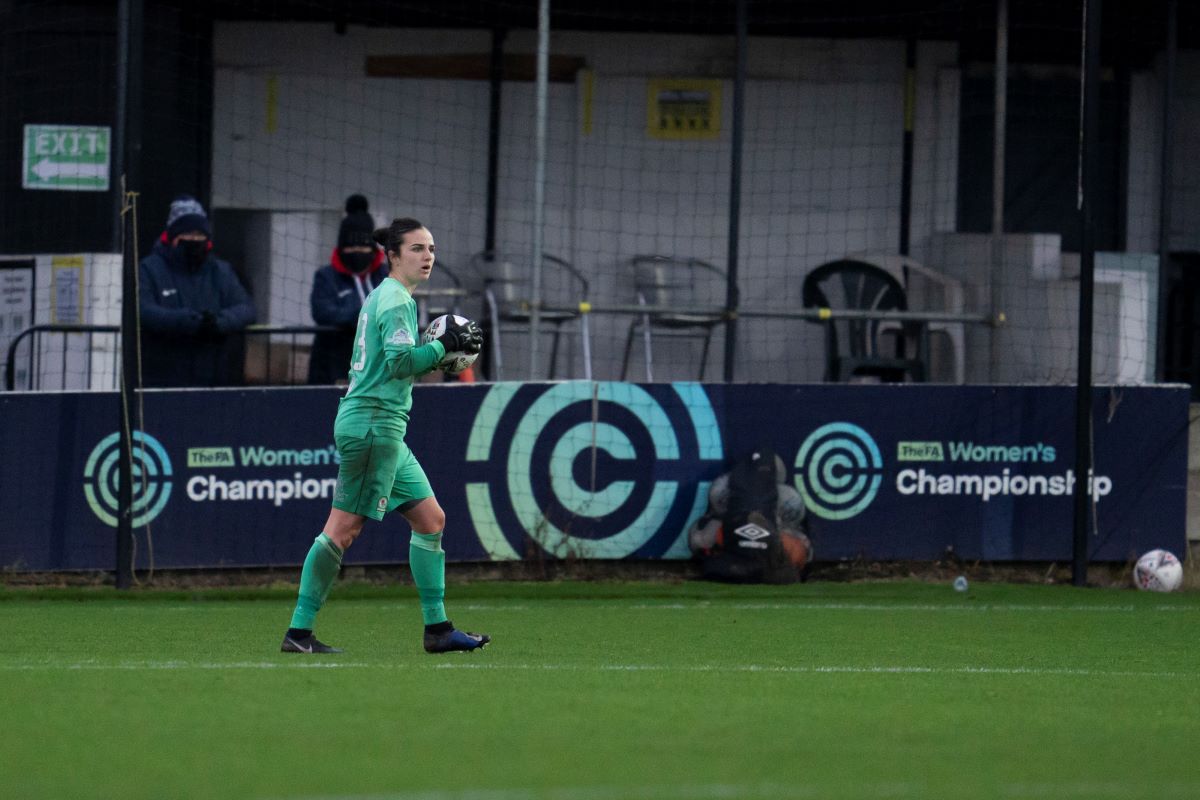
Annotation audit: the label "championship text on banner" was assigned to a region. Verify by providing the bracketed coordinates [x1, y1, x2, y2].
[0, 383, 1186, 571]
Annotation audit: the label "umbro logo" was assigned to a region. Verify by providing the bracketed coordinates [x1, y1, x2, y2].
[734, 522, 771, 541]
[161, 288, 177, 297]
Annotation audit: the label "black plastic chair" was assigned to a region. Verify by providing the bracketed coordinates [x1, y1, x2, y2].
[802, 259, 927, 383]
[621, 255, 726, 381]
[476, 251, 591, 380]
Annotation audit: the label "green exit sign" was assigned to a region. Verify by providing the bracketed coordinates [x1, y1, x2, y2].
[23, 124, 111, 192]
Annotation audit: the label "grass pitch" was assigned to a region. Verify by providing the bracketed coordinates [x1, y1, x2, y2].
[2, 579, 1198, 800]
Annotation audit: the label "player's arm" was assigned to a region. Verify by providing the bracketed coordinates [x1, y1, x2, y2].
[379, 304, 444, 380]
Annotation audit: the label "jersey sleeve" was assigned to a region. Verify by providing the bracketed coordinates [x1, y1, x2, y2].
[377, 296, 445, 380]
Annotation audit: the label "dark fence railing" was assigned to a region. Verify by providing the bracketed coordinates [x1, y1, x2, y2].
[4, 324, 341, 391]
[4, 324, 120, 392]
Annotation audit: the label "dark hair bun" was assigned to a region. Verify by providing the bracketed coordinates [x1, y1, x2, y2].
[345, 194, 369, 214]
[375, 217, 425, 253]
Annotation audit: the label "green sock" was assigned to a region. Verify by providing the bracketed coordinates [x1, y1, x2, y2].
[289, 533, 343, 630]
[409, 531, 448, 626]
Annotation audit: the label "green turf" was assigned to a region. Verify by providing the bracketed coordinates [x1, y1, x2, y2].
[2, 580, 1198, 800]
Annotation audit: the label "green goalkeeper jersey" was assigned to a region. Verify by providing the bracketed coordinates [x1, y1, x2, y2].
[335, 277, 445, 439]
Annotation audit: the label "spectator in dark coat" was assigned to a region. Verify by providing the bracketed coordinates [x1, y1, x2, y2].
[307, 195, 387, 384]
[138, 195, 256, 387]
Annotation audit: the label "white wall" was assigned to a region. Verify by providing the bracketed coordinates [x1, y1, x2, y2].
[1126, 71, 1161, 254]
[1168, 53, 1200, 253]
[210, 22, 1181, 385]
[1, 254, 120, 391]
[1125, 52, 1200, 256]
[211, 23, 966, 382]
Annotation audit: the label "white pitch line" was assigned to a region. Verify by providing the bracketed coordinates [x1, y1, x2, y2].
[41, 601, 1197, 615]
[427, 662, 1193, 679]
[0, 661, 369, 671]
[350, 601, 1196, 614]
[279, 781, 912, 800]
[1001, 782, 1200, 798]
[350, 604, 532, 612]
[626, 602, 1161, 612]
[0, 661, 1190, 678]
[274, 777, 1200, 800]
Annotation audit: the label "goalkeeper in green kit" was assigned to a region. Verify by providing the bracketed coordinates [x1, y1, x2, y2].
[281, 217, 489, 654]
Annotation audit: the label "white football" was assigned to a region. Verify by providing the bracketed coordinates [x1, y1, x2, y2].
[1133, 549, 1183, 593]
[421, 314, 480, 374]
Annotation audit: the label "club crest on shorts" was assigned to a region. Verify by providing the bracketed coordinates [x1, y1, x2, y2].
[377, 496, 388, 513]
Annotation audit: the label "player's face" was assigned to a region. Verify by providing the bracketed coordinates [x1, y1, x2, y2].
[389, 227, 435, 289]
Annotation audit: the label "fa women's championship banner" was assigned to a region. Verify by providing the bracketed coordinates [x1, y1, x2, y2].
[0, 383, 1187, 571]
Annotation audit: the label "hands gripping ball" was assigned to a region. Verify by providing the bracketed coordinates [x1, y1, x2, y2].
[422, 314, 483, 374]
[1132, 549, 1183, 593]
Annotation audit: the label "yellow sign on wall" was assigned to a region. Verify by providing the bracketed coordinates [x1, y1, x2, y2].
[647, 79, 722, 140]
[51, 255, 84, 324]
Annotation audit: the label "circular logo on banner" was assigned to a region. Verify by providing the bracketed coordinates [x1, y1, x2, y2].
[83, 431, 173, 527]
[464, 382, 723, 560]
[794, 422, 882, 520]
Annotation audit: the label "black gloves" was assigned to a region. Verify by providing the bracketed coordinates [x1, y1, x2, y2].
[438, 318, 483, 355]
[197, 310, 220, 338]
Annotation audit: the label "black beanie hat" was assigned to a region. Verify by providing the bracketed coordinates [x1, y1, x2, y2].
[338, 195, 375, 249]
[166, 195, 210, 239]
[338, 210, 376, 250]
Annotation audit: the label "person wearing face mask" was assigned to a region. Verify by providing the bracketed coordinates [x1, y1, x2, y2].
[137, 195, 257, 387]
[307, 195, 387, 385]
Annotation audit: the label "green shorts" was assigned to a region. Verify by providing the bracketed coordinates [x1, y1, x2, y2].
[332, 430, 433, 521]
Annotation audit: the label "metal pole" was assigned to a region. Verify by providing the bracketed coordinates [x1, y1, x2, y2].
[116, 0, 144, 590]
[1155, 0, 1177, 381]
[117, 194, 139, 590]
[485, 27, 506, 255]
[988, 0, 1008, 381]
[1072, 0, 1102, 587]
[722, 0, 747, 383]
[113, 5, 129, 254]
[899, 37, 916, 257]
[529, 0, 549, 379]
